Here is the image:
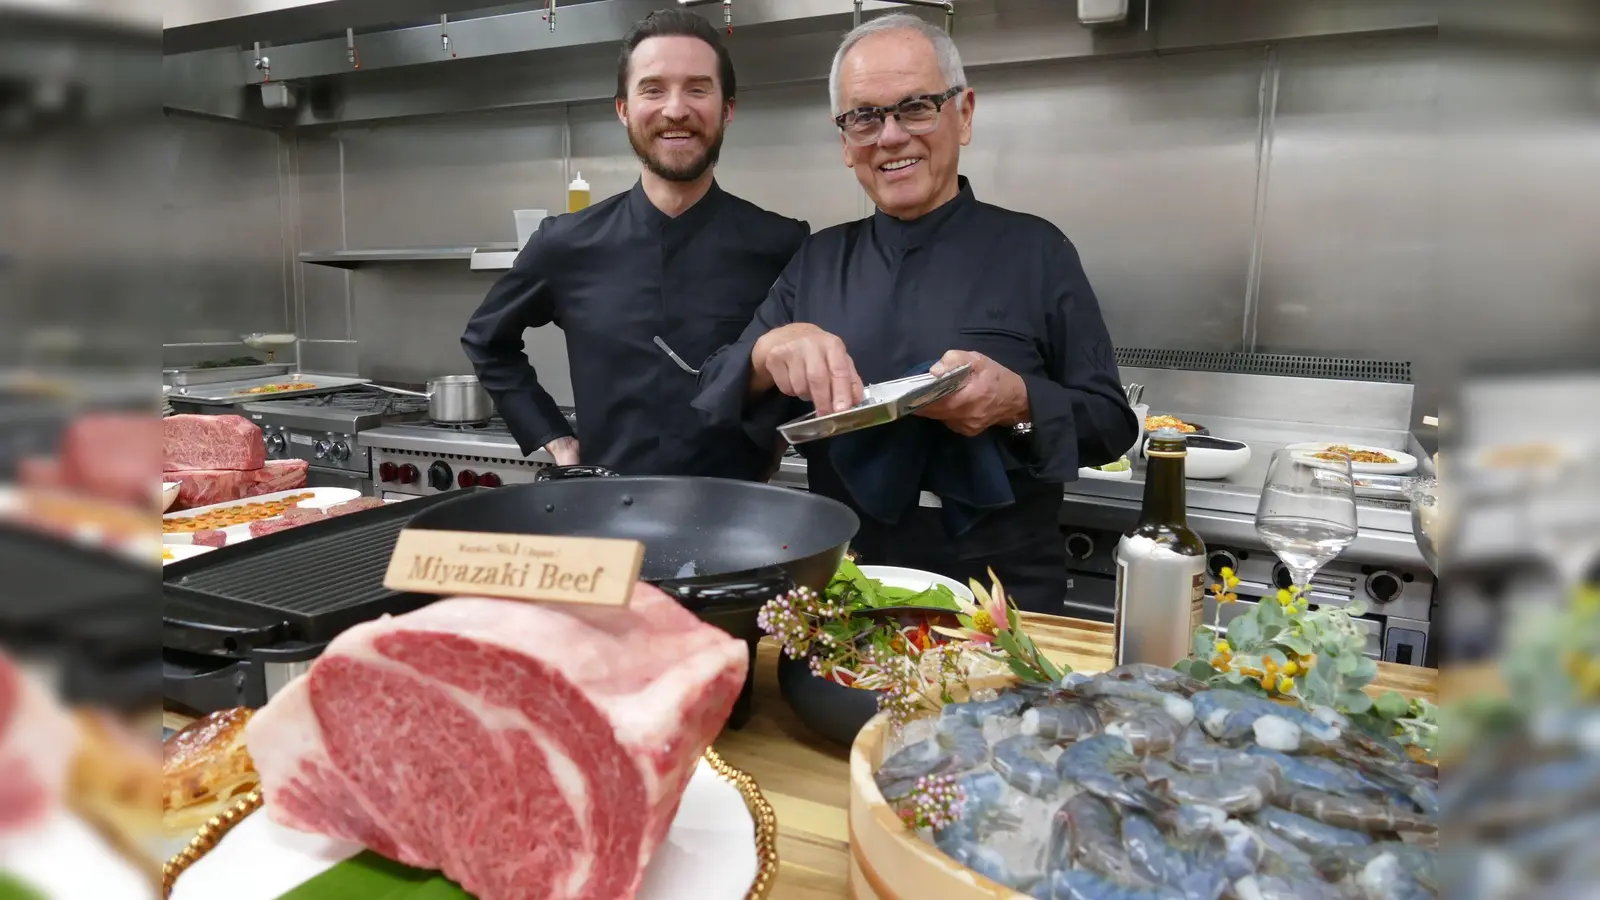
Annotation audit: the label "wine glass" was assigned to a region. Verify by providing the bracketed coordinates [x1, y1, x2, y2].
[1255, 449, 1359, 595]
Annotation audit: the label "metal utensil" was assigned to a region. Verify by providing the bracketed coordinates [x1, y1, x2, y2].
[653, 336, 700, 376]
[777, 364, 972, 445]
[373, 375, 494, 424]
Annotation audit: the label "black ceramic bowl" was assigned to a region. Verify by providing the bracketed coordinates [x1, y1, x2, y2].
[775, 605, 964, 746]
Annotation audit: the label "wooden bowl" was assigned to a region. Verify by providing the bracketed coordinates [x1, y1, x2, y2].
[847, 686, 1028, 900]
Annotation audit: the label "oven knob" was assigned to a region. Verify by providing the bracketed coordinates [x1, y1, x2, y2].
[398, 463, 419, 485]
[313, 439, 331, 459]
[478, 471, 503, 488]
[1207, 550, 1239, 578]
[378, 461, 397, 482]
[458, 469, 479, 488]
[331, 440, 351, 461]
[1366, 570, 1404, 604]
[265, 432, 287, 454]
[428, 461, 453, 491]
[1064, 532, 1095, 560]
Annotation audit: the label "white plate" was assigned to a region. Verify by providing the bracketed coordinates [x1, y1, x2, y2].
[161, 482, 181, 512]
[0, 809, 158, 900]
[163, 487, 363, 544]
[168, 757, 759, 900]
[163, 544, 216, 565]
[1285, 442, 1418, 475]
[1078, 460, 1134, 481]
[858, 565, 976, 603]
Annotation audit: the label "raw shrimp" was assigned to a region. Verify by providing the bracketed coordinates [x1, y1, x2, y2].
[1103, 706, 1184, 756]
[934, 771, 1014, 844]
[1047, 792, 1150, 887]
[1057, 736, 1170, 813]
[1171, 724, 1256, 775]
[875, 739, 950, 798]
[1278, 786, 1437, 834]
[942, 692, 1027, 728]
[1254, 807, 1373, 852]
[1314, 841, 1437, 892]
[1354, 849, 1431, 900]
[1191, 690, 1341, 746]
[1144, 758, 1275, 815]
[1121, 812, 1228, 900]
[992, 734, 1062, 798]
[1244, 746, 1375, 797]
[1020, 702, 1102, 743]
[1068, 673, 1172, 706]
[1199, 820, 1266, 881]
[942, 840, 1023, 889]
[1105, 663, 1207, 696]
[934, 716, 992, 771]
[1045, 868, 1187, 900]
[1231, 873, 1348, 900]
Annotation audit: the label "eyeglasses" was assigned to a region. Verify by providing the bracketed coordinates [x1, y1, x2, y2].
[833, 86, 964, 146]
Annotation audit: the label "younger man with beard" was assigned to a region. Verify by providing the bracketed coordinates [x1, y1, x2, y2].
[462, 10, 808, 478]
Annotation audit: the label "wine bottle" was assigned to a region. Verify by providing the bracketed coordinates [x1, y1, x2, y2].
[1113, 428, 1208, 666]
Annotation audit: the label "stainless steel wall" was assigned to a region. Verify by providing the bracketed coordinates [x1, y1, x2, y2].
[160, 113, 294, 366]
[161, 17, 1596, 423]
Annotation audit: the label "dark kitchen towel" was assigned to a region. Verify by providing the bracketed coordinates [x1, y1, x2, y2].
[824, 361, 1015, 536]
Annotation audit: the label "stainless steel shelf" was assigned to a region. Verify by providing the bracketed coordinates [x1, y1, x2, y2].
[299, 243, 519, 269]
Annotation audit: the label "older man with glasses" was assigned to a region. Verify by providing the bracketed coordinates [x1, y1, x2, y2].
[694, 14, 1136, 614]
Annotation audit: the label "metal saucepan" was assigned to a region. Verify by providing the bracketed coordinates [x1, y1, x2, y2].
[374, 375, 495, 424]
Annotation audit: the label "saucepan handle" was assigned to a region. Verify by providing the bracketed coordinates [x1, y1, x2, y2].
[534, 464, 620, 481]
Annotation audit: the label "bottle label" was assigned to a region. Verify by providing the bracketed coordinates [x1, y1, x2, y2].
[1188, 572, 1206, 644]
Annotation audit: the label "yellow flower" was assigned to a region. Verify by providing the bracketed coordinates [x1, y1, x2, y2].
[1282, 660, 1300, 676]
[1215, 640, 1231, 654]
[1276, 588, 1295, 607]
[1278, 675, 1295, 693]
[1211, 655, 1230, 671]
[1220, 566, 1242, 589]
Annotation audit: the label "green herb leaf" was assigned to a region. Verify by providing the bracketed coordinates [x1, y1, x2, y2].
[1006, 656, 1045, 683]
[1339, 690, 1374, 715]
[275, 851, 470, 899]
[993, 629, 1025, 661]
[1373, 690, 1411, 720]
[1277, 634, 1313, 656]
[1352, 656, 1378, 682]
[1038, 653, 1066, 682]
[1006, 604, 1022, 632]
[0, 872, 47, 900]
[1228, 616, 1260, 648]
[1335, 651, 1360, 675]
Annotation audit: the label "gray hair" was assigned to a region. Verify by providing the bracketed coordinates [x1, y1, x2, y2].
[828, 13, 967, 115]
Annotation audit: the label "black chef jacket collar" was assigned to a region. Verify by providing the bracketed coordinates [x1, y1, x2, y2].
[626, 176, 727, 231]
[871, 175, 975, 250]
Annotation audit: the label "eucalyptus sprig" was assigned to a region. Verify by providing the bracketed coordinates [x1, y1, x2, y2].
[1176, 569, 1439, 757]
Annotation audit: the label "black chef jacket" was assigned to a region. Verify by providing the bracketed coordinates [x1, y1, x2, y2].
[693, 177, 1137, 613]
[462, 180, 808, 479]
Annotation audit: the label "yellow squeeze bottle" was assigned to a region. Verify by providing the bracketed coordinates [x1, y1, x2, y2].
[567, 172, 591, 212]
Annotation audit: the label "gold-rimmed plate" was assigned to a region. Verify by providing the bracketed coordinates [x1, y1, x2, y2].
[163, 748, 776, 900]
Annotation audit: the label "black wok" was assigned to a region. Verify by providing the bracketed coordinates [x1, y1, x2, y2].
[403, 466, 861, 728]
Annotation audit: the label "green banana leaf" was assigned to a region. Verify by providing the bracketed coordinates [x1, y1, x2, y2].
[0, 872, 46, 900]
[274, 853, 470, 899]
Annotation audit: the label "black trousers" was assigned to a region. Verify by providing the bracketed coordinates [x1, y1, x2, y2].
[848, 506, 1069, 616]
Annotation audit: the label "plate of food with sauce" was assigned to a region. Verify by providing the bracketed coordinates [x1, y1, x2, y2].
[1143, 414, 1208, 436]
[1287, 441, 1418, 475]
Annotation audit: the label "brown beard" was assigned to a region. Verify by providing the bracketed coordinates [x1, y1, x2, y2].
[627, 116, 726, 183]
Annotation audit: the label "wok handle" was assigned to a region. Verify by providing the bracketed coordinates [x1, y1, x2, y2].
[535, 465, 620, 481]
[657, 566, 793, 610]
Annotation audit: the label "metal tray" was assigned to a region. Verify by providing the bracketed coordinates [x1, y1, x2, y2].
[164, 364, 288, 387]
[778, 364, 971, 445]
[166, 372, 371, 404]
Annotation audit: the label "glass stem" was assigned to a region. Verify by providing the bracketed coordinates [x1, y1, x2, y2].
[1289, 566, 1317, 596]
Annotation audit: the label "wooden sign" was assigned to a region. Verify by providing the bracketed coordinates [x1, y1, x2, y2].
[383, 529, 645, 607]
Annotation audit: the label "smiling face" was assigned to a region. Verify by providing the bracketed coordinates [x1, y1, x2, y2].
[616, 35, 733, 183]
[835, 29, 973, 220]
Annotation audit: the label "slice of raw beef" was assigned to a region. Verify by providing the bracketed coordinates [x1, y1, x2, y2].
[191, 529, 228, 548]
[170, 459, 307, 510]
[326, 498, 385, 517]
[246, 584, 748, 900]
[249, 510, 325, 537]
[0, 652, 80, 834]
[163, 414, 265, 472]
